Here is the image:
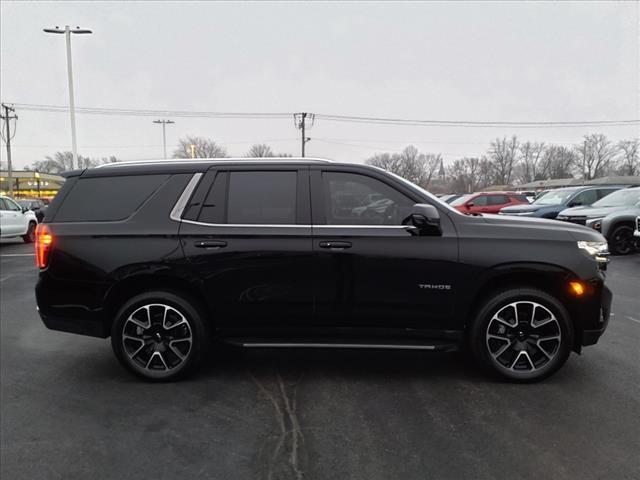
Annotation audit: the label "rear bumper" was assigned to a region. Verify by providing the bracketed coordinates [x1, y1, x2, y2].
[36, 275, 110, 338]
[39, 311, 109, 338]
[580, 284, 612, 347]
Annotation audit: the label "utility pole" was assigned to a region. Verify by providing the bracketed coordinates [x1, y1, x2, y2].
[153, 119, 175, 159]
[294, 113, 314, 157]
[1, 103, 18, 197]
[44, 25, 92, 170]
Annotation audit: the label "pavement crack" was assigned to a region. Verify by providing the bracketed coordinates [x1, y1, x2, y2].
[249, 369, 305, 480]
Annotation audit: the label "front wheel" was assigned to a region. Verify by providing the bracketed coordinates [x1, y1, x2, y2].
[22, 222, 36, 243]
[470, 288, 573, 382]
[608, 224, 635, 255]
[111, 291, 209, 381]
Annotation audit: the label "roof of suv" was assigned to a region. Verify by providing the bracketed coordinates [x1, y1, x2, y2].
[67, 157, 339, 178]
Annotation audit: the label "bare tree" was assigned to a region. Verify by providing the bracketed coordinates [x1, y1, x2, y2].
[488, 136, 519, 185]
[366, 146, 441, 188]
[246, 144, 274, 157]
[538, 145, 576, 179]
[28, 152, 118, 173]
[573, 133, 616, 180]
[447, 157, 494, 193]
[616, 139, 639, 176]
[517, 141, 546, 183]
[173, 136, 227, 159]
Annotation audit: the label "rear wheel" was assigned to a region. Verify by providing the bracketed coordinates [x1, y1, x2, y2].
[111, 291, 209, 381]
[470, 288, 573, 382]
[22, 221, 36, 243]
[608, 224, 635, 255]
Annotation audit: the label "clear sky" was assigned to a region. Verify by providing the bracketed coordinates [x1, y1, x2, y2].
[1, 1, 638, 168]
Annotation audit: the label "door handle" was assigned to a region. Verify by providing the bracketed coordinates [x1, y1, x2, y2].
[195, 240, 227, 249]
[319, 241, 352, 250]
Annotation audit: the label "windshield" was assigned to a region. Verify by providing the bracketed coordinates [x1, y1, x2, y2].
[450, 194, 474, 206]
[592, 189, 640, 207]
[16, 200, 30, 208]
[533, 189, 575, 206]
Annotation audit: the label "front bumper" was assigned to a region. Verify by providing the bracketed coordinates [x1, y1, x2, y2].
[581, 284, 612, 346]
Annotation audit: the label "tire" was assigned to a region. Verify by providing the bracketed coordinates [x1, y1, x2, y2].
[608, 224, 635, 255]
[111, 290, 209, 381]
[469, 288, 574, 382]
[22, 221, 36, 243]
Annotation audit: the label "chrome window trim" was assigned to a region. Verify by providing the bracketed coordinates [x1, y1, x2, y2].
[171, 172, 410, 229]
[169, 173, 202, 222]
[179, 218, 408, 229]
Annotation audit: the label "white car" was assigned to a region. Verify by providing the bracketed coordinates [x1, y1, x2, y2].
[0, 196, 38, 243]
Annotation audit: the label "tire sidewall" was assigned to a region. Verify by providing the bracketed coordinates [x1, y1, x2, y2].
[22, 222, 36, 243]
[609, 225, 634, 255]
[111, 290, 207, 381]
[470, 288, 574, 382]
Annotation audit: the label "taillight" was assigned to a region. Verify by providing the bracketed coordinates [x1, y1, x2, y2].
[35, 224, 54, 269]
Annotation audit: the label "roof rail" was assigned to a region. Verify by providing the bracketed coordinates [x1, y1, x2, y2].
[96, 157, 333, 168]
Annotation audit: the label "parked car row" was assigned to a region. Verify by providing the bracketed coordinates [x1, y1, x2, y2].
[556, 187, 640, 255]
[439, 185, 639, 255]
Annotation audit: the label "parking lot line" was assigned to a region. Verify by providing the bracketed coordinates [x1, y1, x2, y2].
[0, 254, 35, 257]
[626, 316, 640, 324]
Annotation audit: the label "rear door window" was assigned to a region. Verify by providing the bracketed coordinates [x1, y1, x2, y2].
[487, 195, 509, 205]
[54, 174, 169, 222]
[226, 171, 297, 224]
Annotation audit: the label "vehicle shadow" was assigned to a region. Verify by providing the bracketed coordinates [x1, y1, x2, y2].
[202, 344, 492, 385]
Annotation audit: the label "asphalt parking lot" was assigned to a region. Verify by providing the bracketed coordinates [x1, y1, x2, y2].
[1, 238, 639, 480]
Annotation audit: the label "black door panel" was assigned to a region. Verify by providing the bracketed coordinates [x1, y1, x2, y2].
[178, 167, 313, 329]
[311, 168, 460, 331]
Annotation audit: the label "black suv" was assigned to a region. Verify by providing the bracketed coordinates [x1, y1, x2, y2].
[35, 159, 612, 382]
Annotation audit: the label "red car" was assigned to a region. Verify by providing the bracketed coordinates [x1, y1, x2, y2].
[450, 191, 529, 214]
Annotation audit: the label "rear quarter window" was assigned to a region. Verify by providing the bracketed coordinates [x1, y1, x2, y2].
[54, 174, 169, 222]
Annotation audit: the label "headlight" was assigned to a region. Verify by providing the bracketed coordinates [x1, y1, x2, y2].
[577, 241, 609, 261]
[585, 217, 603, 231]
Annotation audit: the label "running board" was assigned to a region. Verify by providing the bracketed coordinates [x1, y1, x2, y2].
[223, 339, 460, 352]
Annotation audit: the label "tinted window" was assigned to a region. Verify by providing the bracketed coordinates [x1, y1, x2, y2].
[571, 189, 598, 207]
[227, 171, 297, 224]
[55, 174, 169, 222]
[512, 194, 528, 202]
[487, 195, 509, 205]
[0, 199, 7, 210]
[472, 195, 488, 206]
[322, 172, 413, 225]
[198, 171, 228, 224]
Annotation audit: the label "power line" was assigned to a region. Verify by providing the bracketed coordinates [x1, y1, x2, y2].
[314, 114, 640, 128]
[8, 102, 639, 128]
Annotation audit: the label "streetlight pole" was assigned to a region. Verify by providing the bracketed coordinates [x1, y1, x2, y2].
[44, 25, 92, 170]
[153, 120, 175, 159]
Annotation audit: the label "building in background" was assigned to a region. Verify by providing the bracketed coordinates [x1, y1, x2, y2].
[0, 170, 65, 200]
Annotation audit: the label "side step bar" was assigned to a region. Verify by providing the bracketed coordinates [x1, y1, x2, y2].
[223, 339, 460, 352]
